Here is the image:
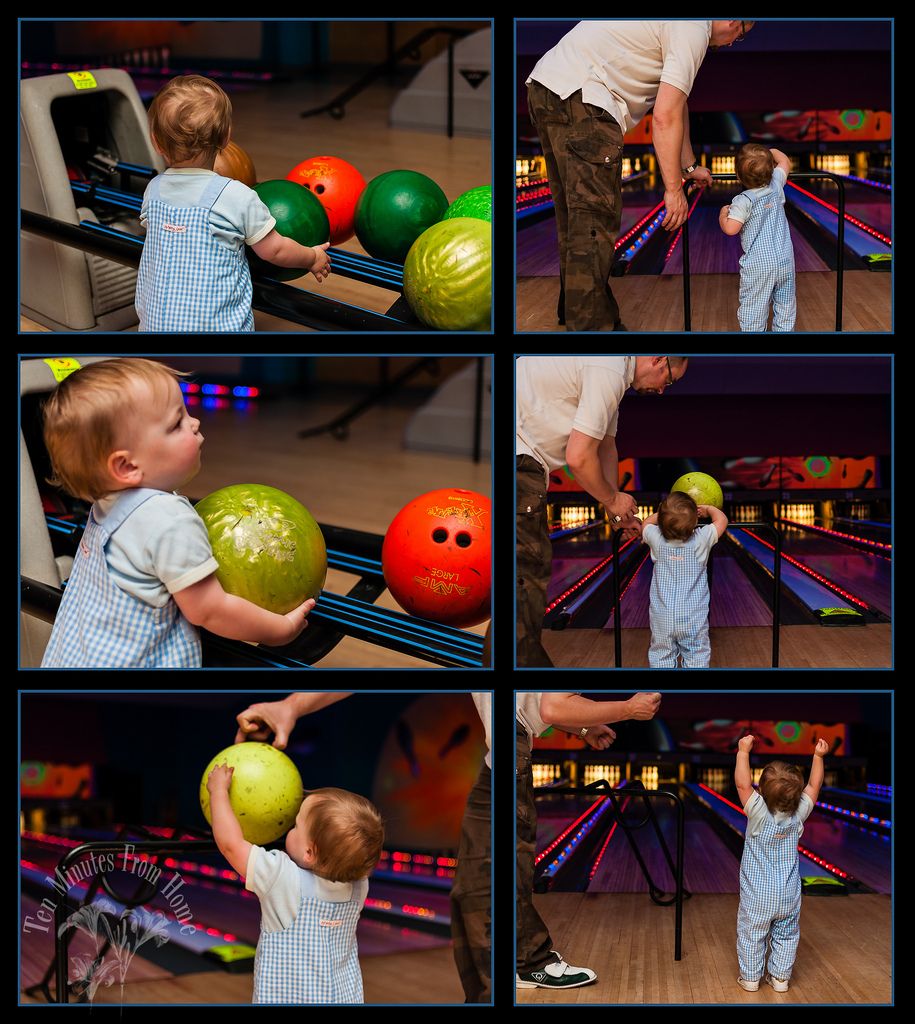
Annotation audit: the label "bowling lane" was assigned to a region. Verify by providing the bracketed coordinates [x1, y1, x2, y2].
[780, 524, 891, 615]
[797, 814, 891, 894]
[586, 786, 738, 894]
[828, 517, 891, 544]
[535, 792, 602, 852]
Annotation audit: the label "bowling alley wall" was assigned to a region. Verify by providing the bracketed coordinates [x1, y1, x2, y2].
[20, 693, 485, 850]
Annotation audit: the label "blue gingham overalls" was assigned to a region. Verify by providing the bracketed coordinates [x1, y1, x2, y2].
[647, 529, 711, 668]
[136, 174, 255, 332]
[41, 489, 201, 668]
[737, 804, 803, 981]
[253, 869, 365, 1004]
[737, 175, 796, 333]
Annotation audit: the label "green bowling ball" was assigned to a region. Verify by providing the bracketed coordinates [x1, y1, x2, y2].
[194, 483, 327, 614]
[354, 169, 448, 263]
[200, 742, 304, 846]
[669, 472, 724, 510]
[442, 185, 491, 223]
[248, 179, 329, 282]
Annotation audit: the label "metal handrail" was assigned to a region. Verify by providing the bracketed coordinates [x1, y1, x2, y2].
[681, 172, 847, 331]
[535, 780, 686, 960]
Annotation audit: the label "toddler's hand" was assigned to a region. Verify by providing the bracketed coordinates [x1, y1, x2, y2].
[738, 734, 754, 753]
[206, 763, 234, 793]
[814, 738, 829, 757]
[281, 597, 317, 644]
[310, 243, 331, 282]
[696, 504, 711, 517]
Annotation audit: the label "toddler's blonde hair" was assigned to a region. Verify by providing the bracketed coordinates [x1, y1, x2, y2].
[148, 75, 232, 164]
[300, 788, 384, 883]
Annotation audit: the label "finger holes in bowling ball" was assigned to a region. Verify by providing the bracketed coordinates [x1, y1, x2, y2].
[456, 532, 472, 548]
[432, 528, 448, 543]
[316, 185, 325, 194]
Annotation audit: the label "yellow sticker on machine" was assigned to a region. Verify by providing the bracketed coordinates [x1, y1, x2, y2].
[67, 71, 98, 90]
[43, 358, 82, 382]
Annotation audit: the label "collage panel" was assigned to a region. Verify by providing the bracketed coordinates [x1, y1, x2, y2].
[516, 354, 891, 670]
[515, 690, 891, 1005]
[20, 690, 493, 1005]
[516, 20, 891, 334]
[20, 354, 491, 669]
[20, 18, 492, 334]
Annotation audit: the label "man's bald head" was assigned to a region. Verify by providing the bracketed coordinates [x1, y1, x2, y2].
[709, 20, 754, 48]
[632, 356, 688, 395]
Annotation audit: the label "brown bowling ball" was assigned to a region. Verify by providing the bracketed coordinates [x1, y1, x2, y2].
[215, 141, 257, 187]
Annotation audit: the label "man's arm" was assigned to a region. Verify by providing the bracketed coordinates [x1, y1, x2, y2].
[597, 434, 620, 499]
[680, 101, 696, 170]
[567, 430, 619, 506]
[539, 692, 661, 728]
[652, 82, 688, 191]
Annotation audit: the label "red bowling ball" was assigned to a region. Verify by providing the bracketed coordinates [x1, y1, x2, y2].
[286, 156, 367, 245]
[382, 488, 491, 628]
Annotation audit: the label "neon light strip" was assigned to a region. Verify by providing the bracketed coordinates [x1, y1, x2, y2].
[534, 797, 606, 866]
[817, 802, 891, 828]
[588, 789, 630, 881]
[544, 537, 638, 615]
[781, 518, 891, 555]
[867, 783, 892, 796]
[786, 181, 891, 246]
[540, 800, 615, 879]
[664, 187, 706, 262]
[741, 530, 871, 610]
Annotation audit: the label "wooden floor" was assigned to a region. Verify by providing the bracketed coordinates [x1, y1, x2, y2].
[516, 271, 891, 332]
[541, 624, 891, 669]
[20, 73, 490, 332]
[516, 893, 891, 1004]
[21, 945, 463, 1005]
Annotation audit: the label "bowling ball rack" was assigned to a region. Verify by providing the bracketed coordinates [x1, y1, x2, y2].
[27, 512, 485, 668]
[21, 201, 420, 332]
[532, 779, 686, 961]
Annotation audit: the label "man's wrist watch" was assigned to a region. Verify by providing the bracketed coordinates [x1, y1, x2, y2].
[580, 727, 589, 738]
[682, 161, 699, 176]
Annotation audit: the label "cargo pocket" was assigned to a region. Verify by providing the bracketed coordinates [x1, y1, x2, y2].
[566, 131, 623, 214]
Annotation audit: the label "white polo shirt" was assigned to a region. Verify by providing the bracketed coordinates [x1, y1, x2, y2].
[516, 356, 634, 488]
[527, 21, 712, 133]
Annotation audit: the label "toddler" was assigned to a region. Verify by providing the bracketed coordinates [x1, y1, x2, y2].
[136, 75, 330, 332]
[40, 357, 315, 667]
[734, 735, 829, 992]
[207, 764, 384, 1004]
[641, 493, 728, 667]
[719, 143, 795, 332]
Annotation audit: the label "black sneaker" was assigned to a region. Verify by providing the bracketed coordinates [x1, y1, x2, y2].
[517, 958, 597, 989]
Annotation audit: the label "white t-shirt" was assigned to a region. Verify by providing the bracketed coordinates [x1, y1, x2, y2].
[472, 692, 492, 769]
[140, 168, 276, 249]
[516, 692, 550, 745]
[516, 356, 634, 487]
[94, 491, 219, 607]
[527, 21, 712, 134]
[744, 790, 814, 839]
[245, 846, 369, 933]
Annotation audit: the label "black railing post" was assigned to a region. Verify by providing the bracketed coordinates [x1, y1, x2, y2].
[773, 517, 782, 668]
[682, 183, 691, 331]
[836, 175, 846, 332]
[612, 528, 622, 667]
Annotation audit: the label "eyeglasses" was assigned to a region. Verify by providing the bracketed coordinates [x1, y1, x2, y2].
[665, 356, 674, 387]
[733, 21, 747, 44]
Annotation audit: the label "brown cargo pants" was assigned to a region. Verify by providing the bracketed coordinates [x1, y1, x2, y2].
[516, 455, 553, 667]
[516, 720, 559, 973]
[527, 80, 625, 332]
[451, 761, 491, 1002]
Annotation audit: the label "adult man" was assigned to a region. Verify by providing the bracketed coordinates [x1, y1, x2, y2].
[234, 692, 493, 1003]
[526, 20, 752, 331]
[516, 355, 688, 667]
[516, 691, 662, 990]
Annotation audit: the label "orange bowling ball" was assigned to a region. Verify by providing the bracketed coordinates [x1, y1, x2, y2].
[215, 141, 257, 187]
[381, 488, 491, 628]
[286, 156, 366, 245]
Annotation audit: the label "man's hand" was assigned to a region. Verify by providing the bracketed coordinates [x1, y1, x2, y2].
[687, 166, 712, 186]
[738, 734, 754, 753]
[608, 491, 638, 522]
[662, 188, 688, 231]
[627, 692, 662, 720]
[235, 699, 298, 748]
[583, 725, 617, 750]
